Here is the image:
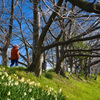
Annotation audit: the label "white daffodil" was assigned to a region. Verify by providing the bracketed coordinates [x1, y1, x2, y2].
[46, 85, 48, 88]
[7, 98, 11, 100]
[24, 82, 26, 84]
[49, 87, 53, 92]
[15, 81, 19, 85]
[11, 79, 14, 82]
[48, 90, 50, 95]
[37, 83, 40, 86]
[14, 74, 17, 76]
[27, 79, 30, 82]
[31, 98, 34, 100]
[16, 76, 19, 79]
[11, 83, 13, 86]
[8, 76, 11, 80]
[4, 72, 8, 77]
[9, 80, 11, 83]
[8, 83, 11, 86]
[59, 88, 62, 93]
[54, 95, 57, 100]
[24, 92, 27, 96]
[29, 81, 35, 85]
[28, 88, 32, 92]
[20, 77, 24, 82]
[3, 68, 5, 70]
[51, 88, 53, 91]
[1, 76, 4, 80]
[7, 91, 11, 96]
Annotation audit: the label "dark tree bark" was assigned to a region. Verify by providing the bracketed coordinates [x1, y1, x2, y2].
[67, 0, 100, 14]
[55, 52, 66, 77]
[2, 49, 9, 66]
[42, 51, 47, 71]
[27, 0, 64, 76]
[27, 1, 42, 76]
[42, 34, 100, 52]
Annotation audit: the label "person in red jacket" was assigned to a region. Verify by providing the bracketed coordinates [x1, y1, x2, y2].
[10, 45, 19, 67]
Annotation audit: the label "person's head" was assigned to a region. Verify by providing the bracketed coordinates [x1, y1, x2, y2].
[15, 45, 19, 48]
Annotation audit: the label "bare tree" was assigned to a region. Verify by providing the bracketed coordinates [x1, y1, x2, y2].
[0, 0, 19, 66]
[27, 0, 100, 77]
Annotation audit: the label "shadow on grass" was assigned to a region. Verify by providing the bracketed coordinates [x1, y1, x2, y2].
[45, 72, 53, 79]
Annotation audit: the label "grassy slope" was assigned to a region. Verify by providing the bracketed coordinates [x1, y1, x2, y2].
[1, 66, 100, 100]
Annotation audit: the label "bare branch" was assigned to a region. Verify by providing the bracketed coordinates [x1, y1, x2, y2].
[18, 61, 28, 67]
[42, 34, 100, 52]
[0, 0, 5, 21]
[67, 0, 100, 14]
[14, 0, 19, 8]
[39, 5, 57, 39]
[64, 54, 100, 57]
[39, 0, 64, 47]
[87, 60, 100, 67]
[64, 48, 100, 53]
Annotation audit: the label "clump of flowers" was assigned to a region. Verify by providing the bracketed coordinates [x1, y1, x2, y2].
[0, 67, 66, 100]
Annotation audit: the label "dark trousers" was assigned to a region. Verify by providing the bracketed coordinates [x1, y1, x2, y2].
[10, 59, 18, 67]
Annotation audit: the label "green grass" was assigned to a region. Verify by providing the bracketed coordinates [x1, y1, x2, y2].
[0, 66, 65, 100]
[0, 66, 100, 100]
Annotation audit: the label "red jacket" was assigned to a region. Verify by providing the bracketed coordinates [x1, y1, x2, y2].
[11, 46, 19, 59]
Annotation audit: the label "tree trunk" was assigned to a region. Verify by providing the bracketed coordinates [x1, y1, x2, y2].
[56, 46, 59, 69]
[28, 0, 64, 76]
[79, 59, 82, 73]
[28, 50, 43, 76]
[2, 0, 14, 66]
[55, 62, 66, 77]
[70, 57, 73, 72]
[34, 52, 43, 76]
[55, 52, 66, 77]
[51, 48, 55, 69]
[94, 66, 99, 81]
[84, 59, 88, 79]
[2, 50, 9, 66]
[42, 51, 47, 71]
[33, 2, 40, 54]
[27, 1, 43, 76]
